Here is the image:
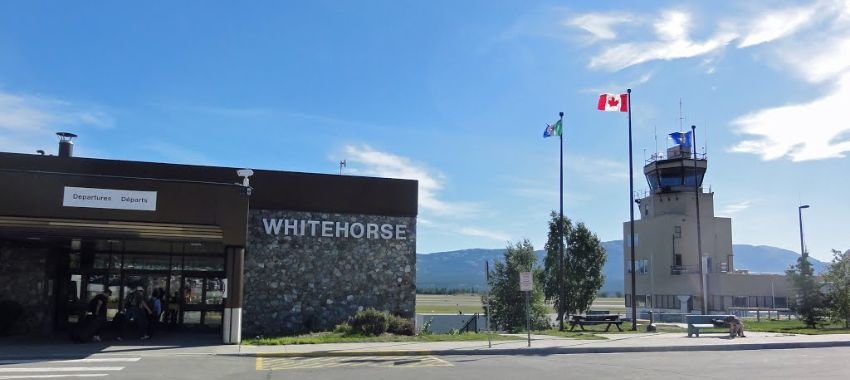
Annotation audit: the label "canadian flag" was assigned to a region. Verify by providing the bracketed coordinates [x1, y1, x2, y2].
[597, 93, 628, 112]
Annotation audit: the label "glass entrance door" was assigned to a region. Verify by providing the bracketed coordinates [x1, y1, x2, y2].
[180, 274, 225, 329]
[58, 239, 225, 333]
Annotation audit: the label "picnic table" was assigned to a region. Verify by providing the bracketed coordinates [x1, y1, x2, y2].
[568, 314, 624, 332]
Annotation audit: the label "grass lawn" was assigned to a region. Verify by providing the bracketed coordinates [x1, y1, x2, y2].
[244, 332, 522, 345]
[415, 294, 626, 315]
[744, 319, 850, 335]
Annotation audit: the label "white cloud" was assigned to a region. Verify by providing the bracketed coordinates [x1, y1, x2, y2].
[577, 10, 737, 71]
[730, 71, 850, 161]
[737, 6, 819, 48]
[725, 1, 850, 161]
[776, 31, 850, 83]
[566, 12, 635, 42]
[720, 200, 752, 215]
[458, 227, 511, 243]
[342, 144, 479, 215]
[0, 91, 112, 154]
[569, 3, 826, 72]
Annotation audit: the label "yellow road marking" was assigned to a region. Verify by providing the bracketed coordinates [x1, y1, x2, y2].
[256, 355, 453, 370]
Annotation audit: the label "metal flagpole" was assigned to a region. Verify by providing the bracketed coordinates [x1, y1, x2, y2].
[558, 111, 566, 331]
[627, 88, 637, 330]
[692, 125, 707, 314]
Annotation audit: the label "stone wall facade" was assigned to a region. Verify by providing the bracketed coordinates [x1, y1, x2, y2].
[243, 209, 416, 336]
[0, 242, 50, 335]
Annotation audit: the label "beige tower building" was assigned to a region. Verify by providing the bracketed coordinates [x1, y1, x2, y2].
[623, 135, 789, 317]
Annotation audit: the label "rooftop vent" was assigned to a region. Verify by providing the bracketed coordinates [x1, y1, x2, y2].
[57, 132, 77, 158]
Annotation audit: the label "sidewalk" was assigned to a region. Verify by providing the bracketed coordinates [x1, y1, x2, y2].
[5, 331, 850, 359]
[239, 332, 850, 357]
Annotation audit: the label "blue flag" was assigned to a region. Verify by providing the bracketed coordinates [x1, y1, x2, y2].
[669, 131, 693, 147]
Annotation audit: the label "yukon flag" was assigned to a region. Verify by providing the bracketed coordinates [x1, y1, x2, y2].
[597, 93, 628, 112]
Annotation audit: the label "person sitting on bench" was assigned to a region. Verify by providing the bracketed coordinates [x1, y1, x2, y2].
[726, 316, 745, 338]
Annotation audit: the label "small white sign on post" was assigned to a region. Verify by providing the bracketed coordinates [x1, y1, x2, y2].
[519, 271, 533, 291]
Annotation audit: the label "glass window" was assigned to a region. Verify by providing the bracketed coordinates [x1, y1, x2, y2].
[184, 256, 224, 271]
[184, 242, 224, 255]
[733, 296, 747, 307]
[69, 252, 80, 269]
[204, 311, 222, 327]
[171, 256, 183, 271]
[183, 277, 204, 305]
[628, 259, 649, 274]
[93, 254, 111, 269]
[123, 254, 170, 270]
[123, 240, 173, 253]
[69, 274, 82, 303]
[183, 311, 201, 324]
[86, 274, 108, 301]
[205, 278, 225, 305]
[112, 254, 122, 269]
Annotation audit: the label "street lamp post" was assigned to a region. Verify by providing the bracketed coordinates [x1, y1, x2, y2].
[798, 205, 810, 258]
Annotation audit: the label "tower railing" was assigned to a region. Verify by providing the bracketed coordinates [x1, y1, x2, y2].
[645, 151, 707, 165]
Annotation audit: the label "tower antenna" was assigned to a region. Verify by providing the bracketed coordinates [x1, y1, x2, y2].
[679, 99, 684, 133]
[654, 124, 659, 160]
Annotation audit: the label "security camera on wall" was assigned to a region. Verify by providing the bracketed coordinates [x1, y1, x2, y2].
[236, 169, 254, 187]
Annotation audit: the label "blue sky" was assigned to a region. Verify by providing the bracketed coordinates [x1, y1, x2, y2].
[1, 1, 848, 262]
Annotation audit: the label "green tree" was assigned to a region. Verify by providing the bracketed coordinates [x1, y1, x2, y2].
[786, 255, 826, 328]
[542, 211, 573, 324]
[484, 239, 550, 332]
[824, 249, 850, 328]
[541, 211, 607, 325]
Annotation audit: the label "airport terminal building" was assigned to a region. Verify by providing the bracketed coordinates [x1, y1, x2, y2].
[0, 135, 418, 343]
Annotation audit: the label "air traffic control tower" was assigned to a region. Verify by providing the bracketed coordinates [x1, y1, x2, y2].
[623, 131, 789, 318]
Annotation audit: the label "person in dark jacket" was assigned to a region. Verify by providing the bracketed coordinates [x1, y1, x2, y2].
[88, 288, 111, 342]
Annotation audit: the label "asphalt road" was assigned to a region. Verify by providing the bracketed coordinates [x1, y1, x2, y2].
[2, 347, 848, 379]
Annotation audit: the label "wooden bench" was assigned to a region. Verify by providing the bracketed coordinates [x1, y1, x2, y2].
[569, 314, 624, 332]
[685, 315, 734, 337]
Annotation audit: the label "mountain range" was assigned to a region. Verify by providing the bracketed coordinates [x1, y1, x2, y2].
[416, 241, 828, 294]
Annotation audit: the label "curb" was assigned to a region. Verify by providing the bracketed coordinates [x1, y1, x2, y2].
[247, 340, 850, 358]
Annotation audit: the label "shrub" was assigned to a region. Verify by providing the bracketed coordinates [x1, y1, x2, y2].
[350, 308, 389, 336]
[387, 315, 414, 336]
[333, 322, 352, 335]
[418, 318, 433, 336]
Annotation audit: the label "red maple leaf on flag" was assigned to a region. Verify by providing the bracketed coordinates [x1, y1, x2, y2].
[607, 96, 620, 108]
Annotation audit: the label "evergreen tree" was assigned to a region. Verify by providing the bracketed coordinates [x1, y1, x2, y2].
[541, 211, 572, 324]
[541, 211, 607, 325]
[483, 239, 549, 332]
[786, 255, 826, 328]
[824, 249, 850, 328]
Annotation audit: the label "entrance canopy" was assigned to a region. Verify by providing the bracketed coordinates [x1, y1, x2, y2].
[0, 216, 223, 242]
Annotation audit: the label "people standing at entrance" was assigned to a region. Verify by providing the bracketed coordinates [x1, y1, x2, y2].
[87, 288, 111, 342]
[148, 288, 164, 337]
[122, 287, 152, 340]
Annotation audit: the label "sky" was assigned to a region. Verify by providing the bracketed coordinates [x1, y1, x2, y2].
[0, 1, 848, 262]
